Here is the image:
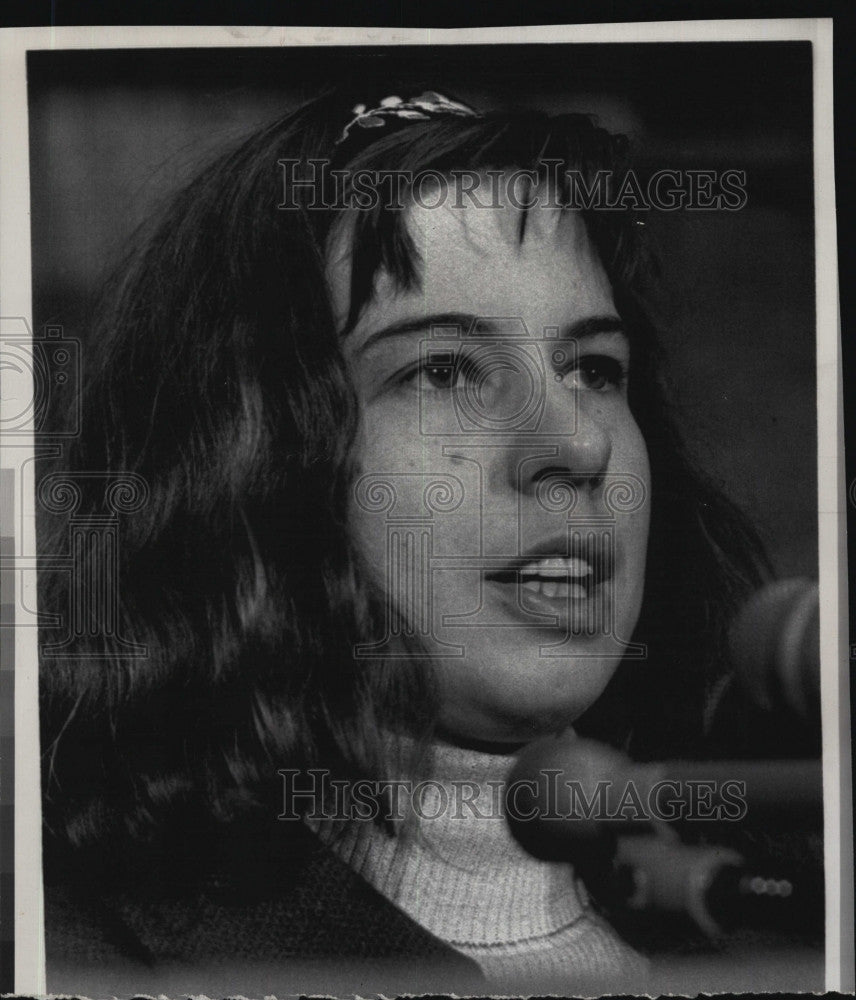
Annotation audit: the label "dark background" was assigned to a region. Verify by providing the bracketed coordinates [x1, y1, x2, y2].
[27, 42, 817, 579]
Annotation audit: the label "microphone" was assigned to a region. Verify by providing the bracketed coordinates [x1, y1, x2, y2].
[728, 577, 819, 721]
[506, 733, 822, 859]
[505, 733, 824, 937]
[613, 834, 823, 938]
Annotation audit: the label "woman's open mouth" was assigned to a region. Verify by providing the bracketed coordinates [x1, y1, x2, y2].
[516, 555, 594, 599]
[481, 535, 616, 631]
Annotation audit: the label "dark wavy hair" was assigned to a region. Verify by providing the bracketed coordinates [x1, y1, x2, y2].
[38, 89, 768, 874]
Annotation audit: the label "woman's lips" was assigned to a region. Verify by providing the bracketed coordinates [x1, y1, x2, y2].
[484, 572, 616, 634]
[483, 548, 617, 632]
[518, 555, 593, 599]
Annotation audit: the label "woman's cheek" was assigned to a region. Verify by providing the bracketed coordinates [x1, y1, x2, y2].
[349, 402, 430, 592]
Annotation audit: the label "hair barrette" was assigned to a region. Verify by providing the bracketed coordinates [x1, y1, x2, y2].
[336, 91, 479, 145]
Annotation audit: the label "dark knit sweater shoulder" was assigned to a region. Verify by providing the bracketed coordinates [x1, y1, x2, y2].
[44, 819, 483, 997]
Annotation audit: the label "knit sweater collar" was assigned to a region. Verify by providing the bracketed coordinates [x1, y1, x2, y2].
[306, 738, 592, 948]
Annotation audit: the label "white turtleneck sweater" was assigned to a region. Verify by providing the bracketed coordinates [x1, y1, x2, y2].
[307, 740, 648, 992]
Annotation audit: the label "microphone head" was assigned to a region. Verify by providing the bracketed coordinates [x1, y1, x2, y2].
[728, 577, 819, 720]
[506, 730, 639, 861]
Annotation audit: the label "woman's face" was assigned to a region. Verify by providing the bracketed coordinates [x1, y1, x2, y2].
[328, 180, 651, 746]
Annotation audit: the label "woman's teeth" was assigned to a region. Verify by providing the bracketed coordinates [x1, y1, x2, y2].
[518, 556, 593, 599]
[522, 578, 588, 598]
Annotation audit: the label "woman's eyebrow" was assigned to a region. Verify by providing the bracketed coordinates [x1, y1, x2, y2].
[356, 312, 627, 355]
[355, 312, 483, 355]
[560, 316, 628, 341]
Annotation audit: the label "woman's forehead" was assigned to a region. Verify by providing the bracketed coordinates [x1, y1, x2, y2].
[326, 181, 606, 336]
[407, 188, 589, 256]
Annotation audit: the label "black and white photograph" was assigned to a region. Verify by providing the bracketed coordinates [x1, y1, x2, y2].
[0, 20, 850, 998]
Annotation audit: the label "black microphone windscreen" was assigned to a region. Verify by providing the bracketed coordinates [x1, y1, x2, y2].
[727, 577, 819, 720]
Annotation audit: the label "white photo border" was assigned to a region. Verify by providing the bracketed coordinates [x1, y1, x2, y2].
[0, 18, 848, 995]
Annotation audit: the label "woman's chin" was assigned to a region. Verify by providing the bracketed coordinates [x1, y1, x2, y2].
[436, 653, 621, 748]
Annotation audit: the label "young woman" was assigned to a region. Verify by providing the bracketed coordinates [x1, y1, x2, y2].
[39, 89, 769, 996]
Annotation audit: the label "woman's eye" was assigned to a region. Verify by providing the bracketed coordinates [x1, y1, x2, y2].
[422, 362, 458, 391]
[571, 355, 626, 391]
[398, 353, 477, 393]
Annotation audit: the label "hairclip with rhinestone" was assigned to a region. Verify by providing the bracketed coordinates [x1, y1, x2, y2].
[336, 91, 479, 145]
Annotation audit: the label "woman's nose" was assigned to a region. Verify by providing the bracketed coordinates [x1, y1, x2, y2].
[505, 382, 613, 499]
